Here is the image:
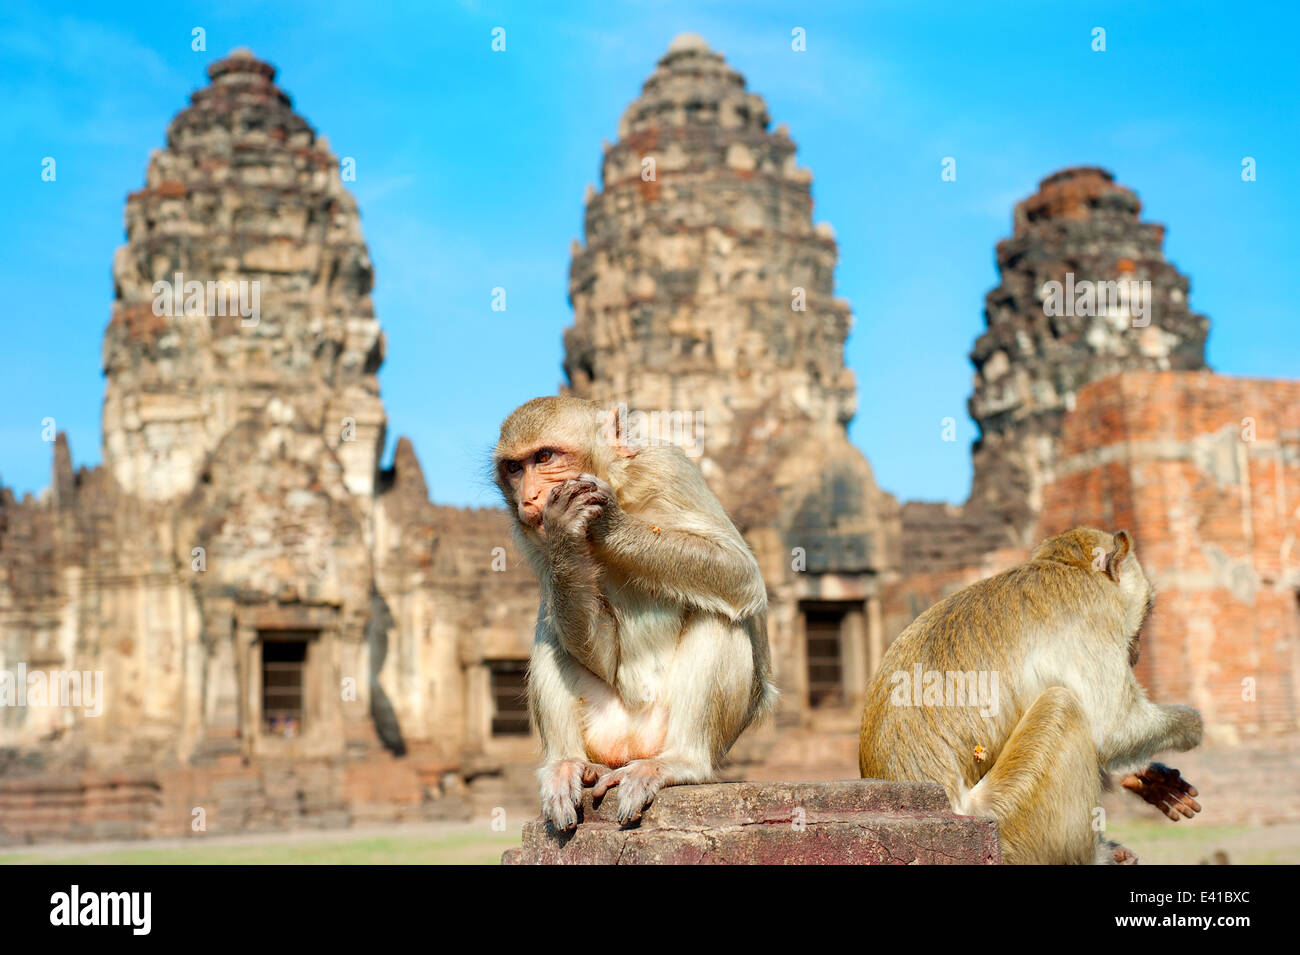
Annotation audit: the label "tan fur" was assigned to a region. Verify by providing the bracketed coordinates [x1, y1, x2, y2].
[858, 527, 1203, 864]
[494, 396, 777, 829]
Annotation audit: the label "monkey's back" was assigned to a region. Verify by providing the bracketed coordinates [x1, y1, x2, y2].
[857, 563, 1063, 793]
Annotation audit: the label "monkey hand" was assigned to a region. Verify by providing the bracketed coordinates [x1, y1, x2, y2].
[575, 473, 620, 542]
[542, 476, 612, 543]
[538, 758, 608, 832]
[1121, 762, 1201, 821]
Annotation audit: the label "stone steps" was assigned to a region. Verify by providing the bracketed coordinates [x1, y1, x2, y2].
[0, 773, 163, 845]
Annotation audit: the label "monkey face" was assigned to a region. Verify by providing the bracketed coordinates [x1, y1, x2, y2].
[494, 396, 618, 539]
[498, 446, 585, 535]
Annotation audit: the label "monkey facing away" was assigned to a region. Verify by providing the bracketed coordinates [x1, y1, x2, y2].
[494, 396, 777, 830]
[859, 528, 1203, 864]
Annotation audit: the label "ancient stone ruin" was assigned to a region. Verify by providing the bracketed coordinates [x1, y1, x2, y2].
[1, 39, 1296, 850]
[0, 49, 541, 841]
[967, 167, 1210, 546]
[566, 34, 871, 526]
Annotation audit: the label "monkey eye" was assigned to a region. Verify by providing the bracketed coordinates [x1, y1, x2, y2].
[504, 460, 523, 475]
[535, 449, 553, 464]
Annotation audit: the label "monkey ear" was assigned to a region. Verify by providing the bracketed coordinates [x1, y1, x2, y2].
[1105, 530, 1132, 582]
[600, 404, 639, 457]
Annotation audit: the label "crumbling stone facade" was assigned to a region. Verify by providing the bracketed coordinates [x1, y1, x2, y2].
[882, 172, 1300, 824]
[888, 168, 1217, 635]
[103, 49, 386, 505]
[565, 32, 860, 504]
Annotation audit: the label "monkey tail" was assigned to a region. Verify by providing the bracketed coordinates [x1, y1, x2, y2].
[751, 678, 780, 725]
[743, 613, 779, 726]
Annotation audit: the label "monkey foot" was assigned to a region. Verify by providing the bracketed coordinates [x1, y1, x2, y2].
[538, 758, 606, 832]
[1101, 840, 1140, 865]
[592, 759, 668, 828]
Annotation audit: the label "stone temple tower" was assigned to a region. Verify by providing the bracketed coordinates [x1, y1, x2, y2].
[0, 50, 543, 829]
[968, 167, 1210, 544]
[0, 48, 401, 777]
[102, 48, 386, 505]
[565, 35, 865, 517]
[90, 48, 392, 764]
[565, 35, 899, 720]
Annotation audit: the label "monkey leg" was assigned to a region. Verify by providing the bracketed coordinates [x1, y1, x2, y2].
[966, 686, 1103, 865]
[593, 614, 756, 827]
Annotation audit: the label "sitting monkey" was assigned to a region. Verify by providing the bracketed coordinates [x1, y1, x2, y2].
[859, 527, 1203, 864]
[494, 396, 777, 830]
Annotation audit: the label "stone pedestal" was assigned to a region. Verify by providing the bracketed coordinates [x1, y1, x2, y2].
[502, 780, 1000, 865]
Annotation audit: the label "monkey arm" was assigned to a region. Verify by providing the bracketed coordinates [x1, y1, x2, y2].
[529, 619, 592, 762]
[593, 513, 767, 621]
[529, 620, 611, 832]
[1098, 694, 1203, 773]
[543, 534, 618, 683]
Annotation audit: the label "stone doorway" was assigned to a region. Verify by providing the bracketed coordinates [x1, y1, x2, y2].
[488, 659, 530, 737]
[260, 632, 312, 737]
[799, 598, 878, 714]
[803, 603, 850, 708]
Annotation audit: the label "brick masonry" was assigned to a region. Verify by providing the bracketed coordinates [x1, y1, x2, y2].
[1042, 370, 1300, 740]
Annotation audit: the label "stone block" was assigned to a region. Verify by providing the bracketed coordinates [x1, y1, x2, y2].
[502, 780, 1000, 865]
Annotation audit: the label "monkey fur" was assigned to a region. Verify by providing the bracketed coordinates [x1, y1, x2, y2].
[859, 527, 1203, 864]
[494, 396, 777, 830]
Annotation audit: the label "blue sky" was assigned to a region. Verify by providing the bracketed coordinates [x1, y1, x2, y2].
[1, 1, 1295, 508]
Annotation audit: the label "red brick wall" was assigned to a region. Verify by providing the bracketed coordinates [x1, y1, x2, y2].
[1042, 370, 1300, 739]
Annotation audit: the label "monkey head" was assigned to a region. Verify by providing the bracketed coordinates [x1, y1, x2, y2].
[1033, 526, 1155, 658]
[1096, 529, 1154, 643]
[493, 396, 629, 538]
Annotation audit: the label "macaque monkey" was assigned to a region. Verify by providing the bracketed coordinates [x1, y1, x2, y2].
[494, 396, 777, 830]
[859, 528, 1203, 864]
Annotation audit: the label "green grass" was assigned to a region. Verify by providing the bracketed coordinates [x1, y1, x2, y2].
[1105, 818, 1300, 865]
[0, 829, 520, 865]
[5, 818, 1296, 865]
